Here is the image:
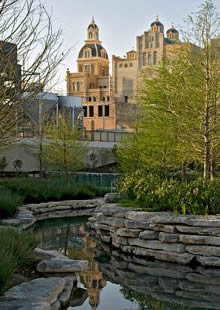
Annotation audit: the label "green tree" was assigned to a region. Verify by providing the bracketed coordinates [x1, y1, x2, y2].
[43, 117, 87, 174]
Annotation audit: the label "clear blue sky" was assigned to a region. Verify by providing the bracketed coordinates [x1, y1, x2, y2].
[43, 0, 220, 92]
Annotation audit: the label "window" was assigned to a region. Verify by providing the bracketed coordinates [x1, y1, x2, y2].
[119, 64, 123, 68]
[89, 32, 93, 39]
[98, 105, 103, 117]
[153, 51, 157, 65]
[105, 105, 110, 116]
[79, 65, 83, 72]
[93, 97, 96, 102]
[107, 96, 110, 101]
[103, 97, 105, 102]
[83, 106, 87, 117]
[95, 33, 99, 40]
[148, 52, 152, 65]
[143, 52, 146, 66]
[84, 65, 90, 72]
[89, 106, 94, 117]
[130, 62, 133, 67]
[124, 96, 128, 103]
[151, 36, 154, 41]
[72, 83, 75, 91]
[124, 63, 128, 68]
[76, 82, 80, 91]
[89, 97, 92, 102]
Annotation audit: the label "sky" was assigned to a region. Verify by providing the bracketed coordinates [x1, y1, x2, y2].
[42, 0, 220, 92]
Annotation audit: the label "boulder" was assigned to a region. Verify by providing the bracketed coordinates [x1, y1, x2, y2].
[139, 230, 158, 240]
[104, 193, 121, 203]
[128, 239, 185, 253]
[33, 248, 68, 260]
[5, 277, 65, 305]
[159, 232, 179, 243]
[0, 299, 50, 310]
[59, 277, 74, 307]
[36, 258, 88, 273]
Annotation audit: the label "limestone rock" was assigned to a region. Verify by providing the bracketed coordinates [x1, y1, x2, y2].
[159, 232, 179, 243]
[139, 230, 158, 240]
[59, 277, 74, 307]
[5, 277, 65, 304]
[116, 228, 141, 237]
[176, 225, 220, 236]
[186, 272, 220, 285]
[128, 239, 185, 253]
[179, 234, 220, 246]
[149, 224, 177, 233]
[0, 299, 50, 310]
[126, 211, 167, 222]
[159, 277, 178, 293]
[104, 193, 121, 203]
[186, 245, 220, 257]
[33, 248, 68, 260]
[125, 219, 148, 229]
[196, 255, 220, 267]
[36, 258, 88, 273]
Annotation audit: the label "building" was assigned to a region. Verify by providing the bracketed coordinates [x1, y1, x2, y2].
[66, 18, 115, 131]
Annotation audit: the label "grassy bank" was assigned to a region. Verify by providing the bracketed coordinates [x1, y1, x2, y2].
[0, 228, 38, 294]
[0, 177, 107, 218]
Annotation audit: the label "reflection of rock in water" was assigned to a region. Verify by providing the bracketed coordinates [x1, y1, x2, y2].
[90, 234, 220, 309]
[70, 288, 88, 307]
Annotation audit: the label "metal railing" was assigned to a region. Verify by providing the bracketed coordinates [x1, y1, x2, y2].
[85, 130, 130, 143]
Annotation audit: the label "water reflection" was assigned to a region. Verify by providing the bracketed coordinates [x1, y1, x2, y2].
[35, 218, 220, 310]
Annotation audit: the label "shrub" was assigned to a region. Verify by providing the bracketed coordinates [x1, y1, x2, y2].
[0, 228, 38, 293]
[0, 188, 24, 217]
[119, 172, 220, 215]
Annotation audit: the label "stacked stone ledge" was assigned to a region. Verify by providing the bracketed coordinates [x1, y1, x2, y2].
[88, 204, 220, 267]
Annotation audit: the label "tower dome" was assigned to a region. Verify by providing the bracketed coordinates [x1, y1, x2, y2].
[87, 17, 100, 41]
[167, 24, 179, 41]
[151, 16, 164, 32]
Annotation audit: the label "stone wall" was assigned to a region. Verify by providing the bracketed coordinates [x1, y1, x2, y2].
[88, 205, 220, 267]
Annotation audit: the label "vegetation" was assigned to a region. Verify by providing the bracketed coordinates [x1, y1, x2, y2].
[117, 1, 220, 214]
[0, 228, 38, 294]
[0, 177, 107, 218]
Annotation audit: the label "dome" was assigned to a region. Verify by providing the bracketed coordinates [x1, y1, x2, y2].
[167, 27, 178, 34]
[88, 17, 99, 30]
[78, 44, 108, 59]
[151, 20, 164, 28]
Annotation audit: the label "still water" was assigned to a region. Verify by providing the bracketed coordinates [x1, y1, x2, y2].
[34, 217, 220, 310]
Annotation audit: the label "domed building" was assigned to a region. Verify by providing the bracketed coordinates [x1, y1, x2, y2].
[167, 25, 179, 41]
[66, 18, 115, 131]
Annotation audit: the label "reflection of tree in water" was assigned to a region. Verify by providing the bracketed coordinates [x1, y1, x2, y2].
[121, 287, 187, 310]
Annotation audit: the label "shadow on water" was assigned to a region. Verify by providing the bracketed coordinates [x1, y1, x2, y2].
[34, 217, 220, 310]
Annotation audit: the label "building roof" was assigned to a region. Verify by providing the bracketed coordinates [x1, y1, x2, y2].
[167, 27, 179, 34]
[78, 44, 108, 59]
[151, 17, 164, 28]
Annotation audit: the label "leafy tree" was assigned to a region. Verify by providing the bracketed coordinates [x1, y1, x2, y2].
[43, 117, 87, 174]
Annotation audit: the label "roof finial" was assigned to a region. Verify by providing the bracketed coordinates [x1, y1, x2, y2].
[156, 16, 159, 21]
[172, 22, 175, 28]
[92, 16, 95, 24]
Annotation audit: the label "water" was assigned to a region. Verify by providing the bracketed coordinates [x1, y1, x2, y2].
[34, 217, 220, 310]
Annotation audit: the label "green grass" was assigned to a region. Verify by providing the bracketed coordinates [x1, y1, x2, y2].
[0, 177, 108, 218]
[0, 228, 38, 294]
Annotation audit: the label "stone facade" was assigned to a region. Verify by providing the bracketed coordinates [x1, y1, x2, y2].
[88, 204, 220, 267]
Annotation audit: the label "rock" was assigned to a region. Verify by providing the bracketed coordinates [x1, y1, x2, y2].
[116, 228, 141, 237]
[159, 232, 179, 243]
[51, 300, 61, 310]
[121, 246, 194, 265]
[149, 224, 177, 233]
[125, 220, 148, 229]
[184, 217, 220, 228]
[101, 235, 111, 243]
[69, 288, 88, 307]
[59, 277, 74, 307]
[33, 248, 68, 260]
[128, 239, 185, 253]
[186, 245, 220, 257]
[97, 215, 125, 228]
[0, 299, 50, 310]
[0, 219, 21, 226]
[102, 205, 130, 218]
[186, 273, 220, 285]
[176, 289, 220, 303]
[196, 255, 220, 267]
[104, 193, 121, 203]
[36, 258, 88, 273]
[159, 277, 178, 293]
[96, 224, 111, 231]
[5, 277, 65, 305]
[179, 234, 220, 246]
[179, 279, 220, 295]
[126, 211, 167, 222]
[112, 235, 128, 247]
[151, 214, 192, 225]
[176, 225, 220, 236]
[139, 230, 158, 240]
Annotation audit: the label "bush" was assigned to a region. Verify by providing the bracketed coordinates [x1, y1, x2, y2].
[119, 172, 220, 215]
[0, 188, 24, 217]
[0, 228, 38, 293]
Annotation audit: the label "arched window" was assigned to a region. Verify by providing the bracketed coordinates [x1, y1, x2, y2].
[76, 82, 80, 91]
[95, 33, 99, 40]
[89, 32, 93, 39]
[72, 83, 75, 91]
[153, 51, 157, 65]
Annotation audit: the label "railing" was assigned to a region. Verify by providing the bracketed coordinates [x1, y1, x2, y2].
[85, 130, 130, 143]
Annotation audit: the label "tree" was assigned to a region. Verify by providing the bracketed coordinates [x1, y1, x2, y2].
[0, 0, 67, 149]
[43, 117, 87, 174]
[121, 0, 220, 182]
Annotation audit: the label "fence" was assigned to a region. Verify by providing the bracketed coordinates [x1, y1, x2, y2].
[85, 130, 130, 143]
